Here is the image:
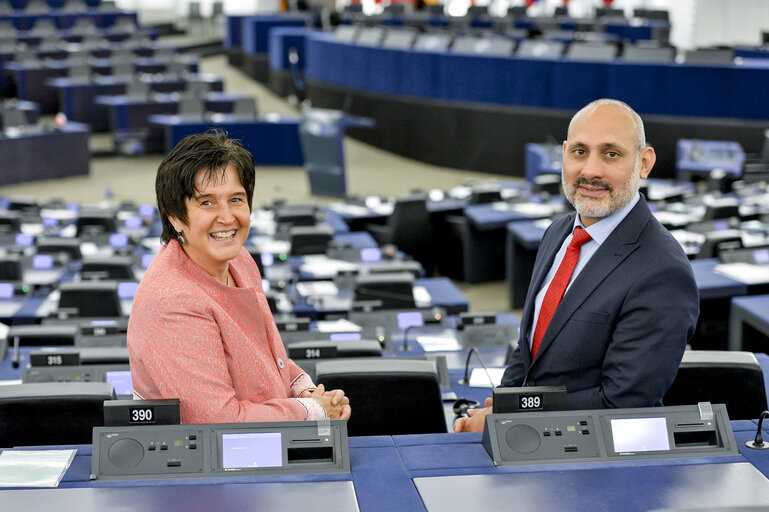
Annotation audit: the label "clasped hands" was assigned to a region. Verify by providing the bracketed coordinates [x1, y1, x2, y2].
[302, 384, 351, 420]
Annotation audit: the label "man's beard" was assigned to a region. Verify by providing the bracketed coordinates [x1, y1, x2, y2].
[562, 158, 640, 219]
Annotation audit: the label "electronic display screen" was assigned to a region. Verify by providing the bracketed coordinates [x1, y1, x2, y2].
[105, 370, 134, 396]
[755, 249, 769, 264]
[123, 216, 142, 229]
[221, 432, 282, 469]
[109, 233, 129, 247]
[397, 311, 423, 330]
[610, 417, 670, 453]
[0, 283, 14, 299]
[141, 254, 154, 269]
[261, 253, 274, 267]
[14, 233, 33, 246]
[330, 332, 362, 342]
[360, 247, 381, 262]
[118, 281, 139, 299]
[33, 254, 54, 270]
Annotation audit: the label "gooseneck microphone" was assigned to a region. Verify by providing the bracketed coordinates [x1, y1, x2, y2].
[745, 410, 769, 450]
[11, 336, 21, 369]
[458, 347, 496, 387]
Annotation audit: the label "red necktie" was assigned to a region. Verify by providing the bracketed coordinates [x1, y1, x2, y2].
[531, 226, 592, 359]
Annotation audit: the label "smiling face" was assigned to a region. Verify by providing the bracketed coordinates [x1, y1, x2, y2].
[561, 103, 655, 227]
[169, 164, 251, 278]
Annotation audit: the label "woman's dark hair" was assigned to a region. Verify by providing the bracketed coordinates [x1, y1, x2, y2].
[155, 130, 255, 243]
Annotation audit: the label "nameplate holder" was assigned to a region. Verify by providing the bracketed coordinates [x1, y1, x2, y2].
[30, 350, 81, 367]
[288, 345, 338, 360]
[493, 386, 567, 413]
[103, 399, 181, 427]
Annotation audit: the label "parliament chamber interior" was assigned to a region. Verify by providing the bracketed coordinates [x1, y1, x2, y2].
[2, 0, 769, 509]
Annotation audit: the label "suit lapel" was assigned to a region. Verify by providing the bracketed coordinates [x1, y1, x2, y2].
[531, 197, 652, 366]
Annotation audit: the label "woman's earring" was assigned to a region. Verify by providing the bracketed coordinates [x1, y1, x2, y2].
[175, 227, 184, 245]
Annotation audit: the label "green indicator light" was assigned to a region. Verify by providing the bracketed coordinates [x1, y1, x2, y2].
[567, 425, 576, 432]
[279, 253, 287, 261]
[175, 440, 184, 446]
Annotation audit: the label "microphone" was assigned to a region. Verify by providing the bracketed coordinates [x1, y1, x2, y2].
[11, 336, 21, 369]
[745, 410, 769, 450]
[401, 324, 416, 352]
[458, 347, 496, 387]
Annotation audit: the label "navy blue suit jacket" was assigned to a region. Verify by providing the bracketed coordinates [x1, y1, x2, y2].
[501, 195, 699, 410]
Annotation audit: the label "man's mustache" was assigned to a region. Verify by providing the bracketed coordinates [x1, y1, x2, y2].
[574, 177, 613, 192]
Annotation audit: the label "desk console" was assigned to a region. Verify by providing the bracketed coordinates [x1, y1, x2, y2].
[482, 403, 737, 466]
[91, 420, 349, 480]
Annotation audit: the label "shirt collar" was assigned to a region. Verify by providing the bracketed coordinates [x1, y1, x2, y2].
[572, 192, 640, 245]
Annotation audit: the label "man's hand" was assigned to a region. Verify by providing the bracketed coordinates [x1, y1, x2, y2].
[312, 384, 351, 420]
[453, 397, 492, 433]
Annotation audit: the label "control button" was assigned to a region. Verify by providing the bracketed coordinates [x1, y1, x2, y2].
[189, 442, 197, 450]
[581, 429, 590, 435]
[555, 431, 563, 436]
[167, 460, 181, 467]
[148, 445, 156, 451]
[188, 434, 197, 440]
[564, 446, 578, 453]
[160, 444, 168, 450]
[543, 431, 551, 437]
[579, 420, 588, 426]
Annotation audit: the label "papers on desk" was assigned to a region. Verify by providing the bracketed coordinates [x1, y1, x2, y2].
[296, 281, 339, 297]
[412, 285, 432, 308]
[467, 367, 505, 388]
[254, 239, 291, 255]
[654, 211, 698, 228]
[714, 263, 769, 284]
[0, 449, 76, 487]
[316, 318, 362, 333]
[328, 203, 372, 217]
[299, 256, 358, 278]
[496, 202, 555, 218]
[415, 330, 462, 352]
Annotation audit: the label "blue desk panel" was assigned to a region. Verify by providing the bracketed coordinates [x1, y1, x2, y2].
[269, 26, 309, 71]
[149, 114, 303, 165]
[48, 75, 224, 131]
[0, 123, 90, 185]
[241, 15, 307, 56]
[305, 35, 769, 120]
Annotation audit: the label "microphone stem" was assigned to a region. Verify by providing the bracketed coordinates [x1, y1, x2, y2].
[462, 347, 496, 388]
[11, 336, 20, 369]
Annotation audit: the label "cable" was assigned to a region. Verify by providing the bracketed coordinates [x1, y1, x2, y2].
[458, 347, 495, 388]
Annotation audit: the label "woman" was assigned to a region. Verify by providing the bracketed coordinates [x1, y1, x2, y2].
[127, 131, 351, 424]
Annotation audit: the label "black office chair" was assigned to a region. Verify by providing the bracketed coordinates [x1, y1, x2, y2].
[365, 195, 433, 274]
[532, 173, 562, 196]
[125, 80, 150, 100]
[68, 63, 92, 81]
[633, 8, 669, 21]
[566, 42, 618, 62]
[468, 187, 503, 205]
[315, 359, 446, 436]
[0, 209, 22, 235]
[232, 97, 258, 121]
[58, 281, 124, 317]
[0, 382, 116, 447]
[6, 324, 79, 346]
[663, 351, 768, 421]
[695, 229, 743, 259]
[289, 225, 334, 256]
[76, 210, 118, 238]
[623, 44, 675, 63]
[80, 255, 135, 280]
[684, 48, 734, 65]
[703, 198, 740, 220]
[0, 254, 23, 281]
[353, 272, 416, 309]
[36, 237, 83, 262]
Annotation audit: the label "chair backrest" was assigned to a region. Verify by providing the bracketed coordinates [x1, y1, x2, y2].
[334, 25, 359, 44]
[566, 41, 618, 62]
[7, 324, 79, 346]
[125, 80, 150, 99]
[623, 45, 675, 63]
[177, 97, 205, 120]
[112, 61, 134, 79]
[381, 28, 418, 50]
[289, 225, 334, 256]
[183, 80, 210, 98]
[413, 33, 452, 53]
[58, 280, 123, 317]
[0, 382, 116, 447]
[516, 39, 565, 59]
[696, 229, 743, 259]
[663, 351, 768, 421]
[684, 48, 734, 65]
[232, 97, 258, 120]
[68, 63, 92, 81]
[633, 8, 669, 21]
[30, 18, 57, 34]
[315, 359, 446, 436]
[2, 109, 29, 131]
[356, 26, 386, 47]
[451, 36, 515, 57]
[80, 255, 135, 280]
[0, 254, 23, 281]
[354, 272, 416, 310]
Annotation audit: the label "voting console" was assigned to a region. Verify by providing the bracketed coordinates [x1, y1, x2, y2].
[482, 404, 738, 466]
[91, 420, 350, 480]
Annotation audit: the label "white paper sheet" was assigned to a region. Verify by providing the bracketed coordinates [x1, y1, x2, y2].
[0, 449, 76, 488]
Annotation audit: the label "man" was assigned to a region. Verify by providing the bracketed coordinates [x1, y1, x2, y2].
[455, 99, 699, 432]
